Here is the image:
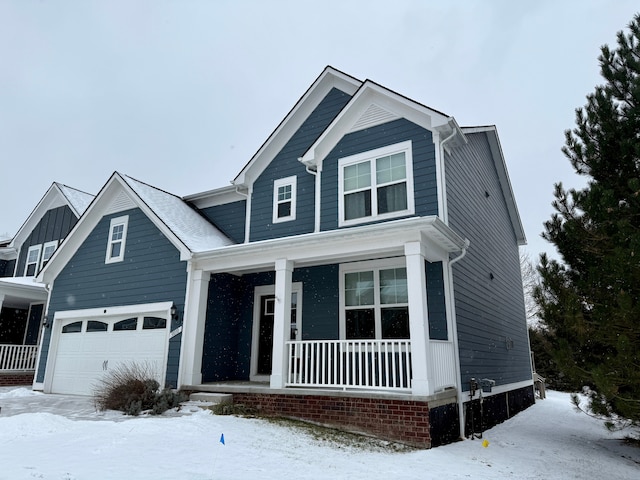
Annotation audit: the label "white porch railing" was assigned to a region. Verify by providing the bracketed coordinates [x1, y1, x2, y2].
[0, 344, 38, 371]
[286, 339, 412, 391]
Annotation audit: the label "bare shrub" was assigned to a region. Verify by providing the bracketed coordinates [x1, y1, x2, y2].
[93, 362, 184, 415]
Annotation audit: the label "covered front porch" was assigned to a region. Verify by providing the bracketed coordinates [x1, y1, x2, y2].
[0, 277, 47, 385]
[179, 216, 467, 398]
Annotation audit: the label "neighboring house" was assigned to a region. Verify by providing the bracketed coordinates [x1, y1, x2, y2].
[0, 183, 93, 385]
[32, 67, 533, 448]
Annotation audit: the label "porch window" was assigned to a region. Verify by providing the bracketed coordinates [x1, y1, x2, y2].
[105, 215, 129, 264]
[273, 176, 297, 223]
[342, 260, 409, 340]
[338, 141, 414, 226]
[24, 245, 42, 276]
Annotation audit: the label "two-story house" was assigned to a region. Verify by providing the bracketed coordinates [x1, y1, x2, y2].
[32, 67, 533, 448]
[0, 182, 93, 385]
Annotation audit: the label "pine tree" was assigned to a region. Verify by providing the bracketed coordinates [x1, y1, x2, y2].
[534, 14, 640, 425]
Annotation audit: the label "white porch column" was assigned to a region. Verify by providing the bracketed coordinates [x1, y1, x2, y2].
[270, 258, 293, 389]
[405, 241, 434, 396]
[178, 268, 210, 386]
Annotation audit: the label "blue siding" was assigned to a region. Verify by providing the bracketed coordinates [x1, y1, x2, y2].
[446, 132, 530, 388]
[25, 303, 44, 345]
[250, 88, 353, 242]
[0, 259, 15, 277]
[426, 261, 447, 340]
[16, 205, 77, 276]
[36, 208, 188, 388]
[200, 200, 246, 244]
[320, 118, 438, 231]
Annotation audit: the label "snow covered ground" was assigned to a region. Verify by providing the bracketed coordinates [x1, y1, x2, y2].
[0, 387, 638, 480]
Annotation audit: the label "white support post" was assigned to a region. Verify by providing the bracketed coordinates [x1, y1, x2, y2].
[178, 268, 210, 387]
[270, 258, 293, 389]
[405, 241, 434, 396]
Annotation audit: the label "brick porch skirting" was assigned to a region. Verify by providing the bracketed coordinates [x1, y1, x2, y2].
[0, 371, 34, 386]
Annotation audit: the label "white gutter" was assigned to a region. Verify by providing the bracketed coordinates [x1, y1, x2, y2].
[304, 164, 321, 233]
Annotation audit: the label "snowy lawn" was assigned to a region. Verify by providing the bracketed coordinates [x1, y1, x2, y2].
[0, 387, 638, 480]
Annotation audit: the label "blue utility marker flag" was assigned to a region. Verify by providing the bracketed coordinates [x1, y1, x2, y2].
[220, 433, 225, 445]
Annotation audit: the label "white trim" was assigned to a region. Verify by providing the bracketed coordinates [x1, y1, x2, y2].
[338, 257, 408, 340]
[272, 176, 297, 224]
[24, 244, 42, 276]
[337, 141, 415, 227]
[250, 282, 302, 383]
[105, 215, 129, 264]
[244, 185, 253, 243]
[43, 301, 173, 394]
[39, 240, 58, 271]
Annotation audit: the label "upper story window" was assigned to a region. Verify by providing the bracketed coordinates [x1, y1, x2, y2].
[40, 240, 58, 270]
[105, 215, 129, 264]
[273, 176, 297, 223]
[340, 259, 410, 340]
[24, 245, 42, 276]
[338, 141, 414, 227]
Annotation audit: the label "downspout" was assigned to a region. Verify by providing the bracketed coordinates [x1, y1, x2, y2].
[235, 185, 252, 243]
[448, 239, 470, 441]
[438, 125, 458, 224]
[305, 164, 321, 233]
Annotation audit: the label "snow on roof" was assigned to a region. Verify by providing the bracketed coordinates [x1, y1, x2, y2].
[121, 174, 233, 252]
[56, 183, 94, 216]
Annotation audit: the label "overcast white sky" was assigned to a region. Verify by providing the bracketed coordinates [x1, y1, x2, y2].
[1, 0, 637, 260]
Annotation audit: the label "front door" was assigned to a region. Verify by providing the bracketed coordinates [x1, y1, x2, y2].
[251, 284, 302, 381]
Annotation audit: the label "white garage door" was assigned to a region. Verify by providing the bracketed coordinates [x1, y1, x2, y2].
[50, 314, 169, 396]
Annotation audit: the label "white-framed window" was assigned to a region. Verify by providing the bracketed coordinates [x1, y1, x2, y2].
[273, 176, 297, 223]
[339, 258, 409, 340]
[105, 215, 129, 264]
[40, 240, 58, 270]
[24, 245, 42, 276]
[338, 141, 414, 226]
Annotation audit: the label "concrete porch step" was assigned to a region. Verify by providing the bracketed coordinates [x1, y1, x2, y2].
[189, 392, 233, 404]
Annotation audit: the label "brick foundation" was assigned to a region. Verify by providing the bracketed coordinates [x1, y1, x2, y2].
[0, 372, 34, 386]
[233, 392, 434, 448]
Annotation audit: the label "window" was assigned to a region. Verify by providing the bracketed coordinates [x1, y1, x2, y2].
[341, 260, 409, 340]
[114, 317, 138, 331]
[87, 321, 108, 332]
[62, 321, 83, 333]
[24, 245, 42, 276]
[40, 241, 58, 270]
[338, 141, 414, 226]
[143, 316, 166, 330]
[105, 215, 129, 264]
[273, 176, 297, 223]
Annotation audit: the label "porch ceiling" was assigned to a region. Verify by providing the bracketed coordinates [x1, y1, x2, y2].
[192, 216, 467, 274]
[0, 278, 47, 309]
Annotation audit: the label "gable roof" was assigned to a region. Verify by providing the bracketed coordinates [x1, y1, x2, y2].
[9, 182, 94, 251]
[38, 172, 232, 283]
[461, 126, 526, 245]
[232, 66, 361, 187]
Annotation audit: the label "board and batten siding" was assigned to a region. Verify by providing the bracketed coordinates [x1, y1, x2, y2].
[35, 208, 188, 388]
[426, 261, 448, 341]
[16, 205, 77, 276]
[0, 259, 15, 277]
[200, 200, 246, 244]
[445, 132, 531, 389]
[320, 118, 438, 231]
[249, 88, 353, 242]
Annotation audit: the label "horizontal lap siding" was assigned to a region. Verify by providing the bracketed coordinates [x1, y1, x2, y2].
[321, 119, 437, 231]
[445, 133, 531, 388]
[250, 88, 352, 242]
[16, 205, 77, 276]
[201, 200, 246, 244]
[36, 208, 188, 387]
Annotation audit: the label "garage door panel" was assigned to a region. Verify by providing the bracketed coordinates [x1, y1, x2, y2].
[51, 315, 169, 396]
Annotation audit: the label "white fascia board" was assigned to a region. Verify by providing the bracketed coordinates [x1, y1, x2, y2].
[0, 277, 48, 300]
[38, 174, 192, 284]
[192, 216, 467, 274]
[183, 185, 246, 209]
[300, 81, 456, 169]
[53, 301, 173, 320]
[462, 126, 526, 245]
[10, 183, 73, 250]
[233, 67, 361, 187]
